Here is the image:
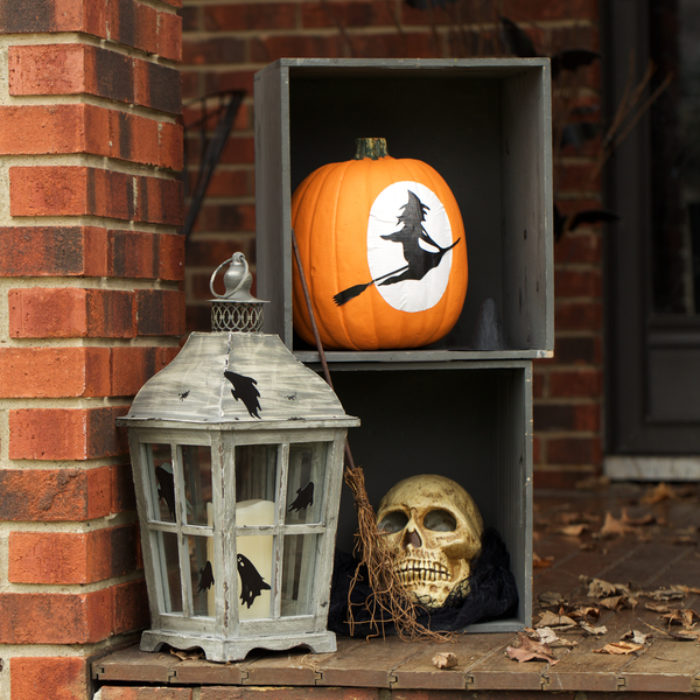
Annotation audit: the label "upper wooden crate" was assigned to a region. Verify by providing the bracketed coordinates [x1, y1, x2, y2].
[255, 58, 553, 362]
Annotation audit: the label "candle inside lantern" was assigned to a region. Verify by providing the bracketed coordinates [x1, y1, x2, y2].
[235, 499, 274, 619]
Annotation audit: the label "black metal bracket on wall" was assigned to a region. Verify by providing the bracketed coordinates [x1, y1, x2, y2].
[181, 90, 245, 239]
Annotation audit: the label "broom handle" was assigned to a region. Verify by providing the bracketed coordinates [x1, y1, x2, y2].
[291, 229, 357, 470]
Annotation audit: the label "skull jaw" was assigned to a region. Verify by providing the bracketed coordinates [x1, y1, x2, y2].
[393, 548, 472, 610]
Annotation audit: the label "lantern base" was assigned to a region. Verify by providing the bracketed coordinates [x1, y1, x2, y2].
[140, 628, 337, 663]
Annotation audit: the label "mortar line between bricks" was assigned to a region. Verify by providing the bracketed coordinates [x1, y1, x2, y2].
[0, 570, 145, 595]
[3, 31, 181, 68]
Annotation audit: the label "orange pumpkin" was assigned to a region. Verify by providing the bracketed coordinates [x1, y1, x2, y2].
[292, 138, 468, 350]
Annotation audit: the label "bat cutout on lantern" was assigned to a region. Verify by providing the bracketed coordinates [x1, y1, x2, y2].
[237, 553, 271, 608]
[224, 370, 261, 418]
[155, 465, 176, 518]
[289, 481, 314, 512]
[197, 560, 214, 592]
[333, 190, 460, 306]
[178, 390, 190, 401]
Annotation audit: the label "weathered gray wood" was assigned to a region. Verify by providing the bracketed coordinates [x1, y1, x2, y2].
[255, 58, 553, 357]
[92, 647, 178, 683]
[330, 360, 532, 633]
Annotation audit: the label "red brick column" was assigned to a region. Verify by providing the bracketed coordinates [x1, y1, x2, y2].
[0, 1, 184, 698]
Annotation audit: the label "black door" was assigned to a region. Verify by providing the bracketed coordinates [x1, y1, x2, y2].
[605, 0, 700, 455]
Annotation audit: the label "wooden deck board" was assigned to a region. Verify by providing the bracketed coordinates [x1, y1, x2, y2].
[93, 483, 700, 694]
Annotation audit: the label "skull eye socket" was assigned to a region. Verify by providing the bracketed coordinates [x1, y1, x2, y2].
[378, 510, 408, 534]
[423, 508, 457, 532]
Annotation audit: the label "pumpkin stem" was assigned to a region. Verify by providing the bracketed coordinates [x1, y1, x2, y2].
[354, 137, 388, 160]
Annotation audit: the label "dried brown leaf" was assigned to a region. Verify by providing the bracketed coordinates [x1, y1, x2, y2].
[599, 511, 633, 538]
[582, 576, 629, 598]
[557, 523, 589, 537]
[641, 586, 687, 602]
[662, 608, 699, 629]
[645, 601, 671, 613]
[538, 591, 568, 608]
[594, 640, 644, 655]
[579, 621, 608, 635]
[641, 482, 677, 504]
[533, 552, 554, 569]
[169, 648, 204, 660]
[620, 508, 655, 526]
[536, 610, 577, 630]
[432, 652, 458, 669]
[568, 605, 600, 620]
[505, 632, 559, 665]
[622, 629, 651, 644]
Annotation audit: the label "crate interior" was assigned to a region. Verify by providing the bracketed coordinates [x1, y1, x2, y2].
[256, 59, 552, 358]
[329, 362, 532, 631]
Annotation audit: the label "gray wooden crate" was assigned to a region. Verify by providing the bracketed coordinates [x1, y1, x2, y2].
[255, 58, 553, 362]
[327, 359, 533, 633]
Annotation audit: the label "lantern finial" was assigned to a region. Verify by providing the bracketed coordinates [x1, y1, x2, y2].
[210, 253, 268, 332]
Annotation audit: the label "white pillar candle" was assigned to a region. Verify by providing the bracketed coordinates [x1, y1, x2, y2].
[235, 499, 275, 620]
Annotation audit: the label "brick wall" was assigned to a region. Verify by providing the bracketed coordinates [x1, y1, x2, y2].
[0, 1, 184, 698]
[181, 0, 605, 487]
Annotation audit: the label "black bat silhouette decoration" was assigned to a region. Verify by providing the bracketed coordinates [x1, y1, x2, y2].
[155, 465, 176, 519]
[224, 370, 261, 418]
[237, 553, 271, 608]
[197, 560, 214, 593]
[289, 481, 314, 512]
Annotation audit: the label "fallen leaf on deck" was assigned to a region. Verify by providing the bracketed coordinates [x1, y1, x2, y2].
[506, 632, 559, 665]
[557, 523, 589, 537]
[677, 584, 700, 595]
[641, 482, 677, 504]
[594, 641, 644, 655]
[536, 610, 577, 630]
[641, 586, 687, 602]
[622, 629, 651, 644]
[662, 608, 699, 628]
[525, 626, 578, 648]
[599, 595, 624, 610]
[599, 512, 633, 537]
[582, 576, 629, 598]
[579, 621, 607, 635]
[432, 652, 458, 669]
[538, 591, 568, 608]
[621, 508, 655, 526]
[169, 648, 204, 660]
[533, 552, 554, 569]
[568, 605, 600, 620]
[575, 475, 611, 490]
[645, 602, 671, 613]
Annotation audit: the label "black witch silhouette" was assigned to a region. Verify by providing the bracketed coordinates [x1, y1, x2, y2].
[334, 190, 461, 306]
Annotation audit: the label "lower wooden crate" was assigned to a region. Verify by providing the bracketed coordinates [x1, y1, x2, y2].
[325, 359, 533, 632]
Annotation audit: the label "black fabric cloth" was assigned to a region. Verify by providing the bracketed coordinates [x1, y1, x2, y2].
[328, 527, 518, 636]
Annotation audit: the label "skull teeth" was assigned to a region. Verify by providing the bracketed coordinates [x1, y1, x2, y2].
[395, 560, 449, 584]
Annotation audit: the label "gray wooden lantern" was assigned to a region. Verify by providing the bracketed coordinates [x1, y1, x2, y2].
[118, 254, 359, 662]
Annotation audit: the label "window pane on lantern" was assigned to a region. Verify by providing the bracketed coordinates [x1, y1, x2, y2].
[281, 534, 319, 617]
[236, 534, 274, 620]
[157, 531, 183, 613]
[188, 535, 215, 617]
[235, 444, 278, 503]
[146, 444, 176, 523]
[181, 445, 212, 526]
[285, 442, 328, 524]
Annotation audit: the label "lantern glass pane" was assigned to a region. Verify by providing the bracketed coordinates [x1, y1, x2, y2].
[236, 534, 274, 619]
[158, 531, 183, 612]
[285, 442, 328, 524]
[281, 534, 319, 617]
[235, 444, 277, 507]
[188, 535, 215, 617]
[146, 444, 176, 523]
[181, 445, 212, 526]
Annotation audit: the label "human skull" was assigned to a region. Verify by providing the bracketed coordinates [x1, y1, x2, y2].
[376, 474, 483, 609]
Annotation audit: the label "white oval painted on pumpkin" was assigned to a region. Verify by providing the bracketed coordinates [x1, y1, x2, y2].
[366, 181, 455, 313]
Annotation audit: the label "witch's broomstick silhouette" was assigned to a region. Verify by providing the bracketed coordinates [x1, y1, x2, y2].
[333, 190, 460, 306]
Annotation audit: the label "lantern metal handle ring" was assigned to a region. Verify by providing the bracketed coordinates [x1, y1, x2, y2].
[210, 252, 252, 300]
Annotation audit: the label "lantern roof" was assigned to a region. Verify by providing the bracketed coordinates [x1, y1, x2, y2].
[120, 331, 358, 428]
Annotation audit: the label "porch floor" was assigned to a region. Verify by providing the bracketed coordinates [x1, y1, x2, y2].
[93, 482, 700, 696]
